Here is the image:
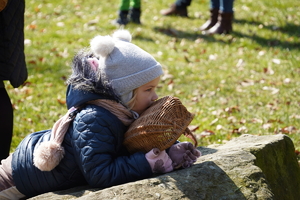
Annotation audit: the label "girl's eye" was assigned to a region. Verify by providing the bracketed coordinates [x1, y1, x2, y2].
[146, 88, 152, 92]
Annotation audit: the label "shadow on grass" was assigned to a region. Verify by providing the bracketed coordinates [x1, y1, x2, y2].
[233, 18, 300, 50]
[234, 18, 300, 37]
[151, 17, 300, 50]
[152, 26, 220, 43]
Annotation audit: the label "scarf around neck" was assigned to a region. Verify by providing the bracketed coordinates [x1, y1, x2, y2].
[33, 99, 137, 171]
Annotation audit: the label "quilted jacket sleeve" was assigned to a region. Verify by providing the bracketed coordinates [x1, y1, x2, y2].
[71, 105, 153, 188]
[0, 0, 27, 87]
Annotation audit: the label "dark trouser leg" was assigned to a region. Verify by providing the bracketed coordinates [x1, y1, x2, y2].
[204, 0, 234, 34]
[199, 8, 219, 31]
[0, 88, 13, 161]
[160, 0, 190, 17]
[207, 11, 233, 34]
[175, 0, 192, 7]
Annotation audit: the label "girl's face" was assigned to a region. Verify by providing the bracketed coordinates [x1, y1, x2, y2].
[131, 77, 160, 115]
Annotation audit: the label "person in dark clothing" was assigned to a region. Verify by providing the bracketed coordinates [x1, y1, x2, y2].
[0, 30, 201, 199]
[160, 0, 235, 34]
[0, 0, 28, 161]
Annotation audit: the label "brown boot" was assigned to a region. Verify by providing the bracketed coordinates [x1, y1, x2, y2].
[207, 12, 233, 34]
[199, 8, 219, 31]
[160, 3, 188, 17]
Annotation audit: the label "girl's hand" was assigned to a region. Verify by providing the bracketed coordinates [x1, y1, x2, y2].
[168, 142, 201, 169]
[145, 148, 173, 174]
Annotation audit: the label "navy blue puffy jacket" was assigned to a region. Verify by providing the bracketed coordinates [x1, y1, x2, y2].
[11, 86, 152, 198]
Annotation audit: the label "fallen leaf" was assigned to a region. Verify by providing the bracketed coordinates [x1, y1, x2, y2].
[57, 99, 66, 105]
[28, 24, 37, 30]
[263, 67, 274, 75]
[199, 130, 215, 137]
[290, 114, 300, 119]
[216, 124, 223, 130]
[239, 119, 247, 124]
[209, 54, 217, 60]
[262, 86, 279, 94]
[86, 18, 99, 25]
[34, 7, 40, 12]
[251, 118, 263, 124]
[262, 123, 272, 129]
[238, 126, 248, 133]
[240, 79, 254, 87]
[258, 51, 265, 56]
[281, 126, 297, 134]
[167, 79, 173, 91]
[184, 55, 190, 63]
[227, 116, 237, 123]
[283, 78, 291, 84]
[266, 103, 279, 110]
[57, 22, 65, 27]
[236, 59, 244, 68]
[272, 58, 281, 64]
[28, 60, 37, 65]
[161, 70, 173, 81]
[224, 106, 240, 113]
[267, 119, 283, 124]
[191, 97, 198, 102]
[210, 118, 218, 125]
[24, 39, 31, 45]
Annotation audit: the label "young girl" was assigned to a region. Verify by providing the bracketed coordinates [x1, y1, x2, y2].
[0, 30, 200, 199]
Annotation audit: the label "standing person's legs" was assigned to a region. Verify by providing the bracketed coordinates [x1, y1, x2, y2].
[206, 0, 234, 34]
[220, 0, 234, 12]
[113, 0, 130, 25]
[176, 0, 192, 8]
[199, 0, 219, 31]
[160, 0, 191, 17]
[210, 0, 220, 10]
[129, 0, 141, 24]
[120, 0, 130, 11]
[130, 0, 140, 9]
[0, 87, 13, 161]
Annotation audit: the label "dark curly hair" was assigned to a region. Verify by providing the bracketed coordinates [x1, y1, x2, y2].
[66, 48, 121, 102]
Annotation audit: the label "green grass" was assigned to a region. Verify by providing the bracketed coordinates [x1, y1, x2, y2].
[7, 0, 300, 158]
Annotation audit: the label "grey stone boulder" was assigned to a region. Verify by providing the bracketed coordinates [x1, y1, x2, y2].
[29, 134, 300, 200]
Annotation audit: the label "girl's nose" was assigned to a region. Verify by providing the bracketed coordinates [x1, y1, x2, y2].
[152, 93, 158, 101]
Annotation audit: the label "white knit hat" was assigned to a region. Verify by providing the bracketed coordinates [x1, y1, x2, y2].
[90, 30, 163, 105]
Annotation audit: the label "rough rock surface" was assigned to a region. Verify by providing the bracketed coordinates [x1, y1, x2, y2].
[29, 134, 300, 200]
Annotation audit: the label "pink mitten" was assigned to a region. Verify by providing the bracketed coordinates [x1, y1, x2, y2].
[145, 148, 174, 174]
[168, 142, 201, 169]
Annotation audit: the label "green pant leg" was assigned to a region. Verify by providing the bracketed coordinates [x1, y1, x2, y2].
[120, 0, 130, 11]
[130, 0, 141, 9]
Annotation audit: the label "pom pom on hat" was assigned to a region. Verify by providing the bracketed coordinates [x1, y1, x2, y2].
[33, 141, 65, 171]
[90, 35, 115, 57]
[112, 29, 132, 42]
[90, 30, 132, 58]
